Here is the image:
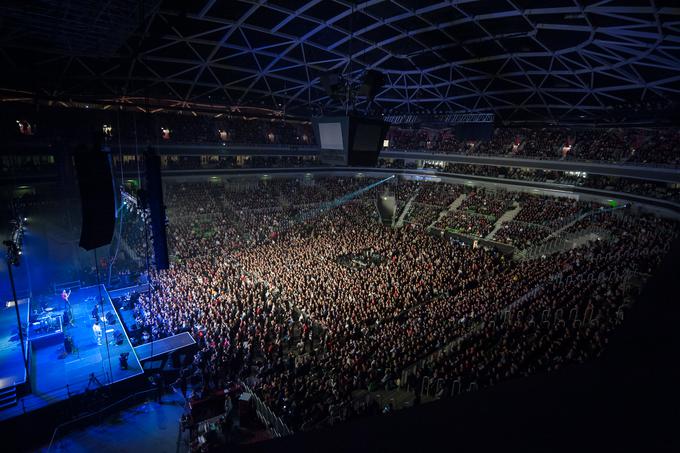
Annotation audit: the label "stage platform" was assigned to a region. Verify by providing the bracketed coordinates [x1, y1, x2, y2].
[30, 285, 144, 395]
[134, 332, 196, 361]
[0, 285, 146, 422]
[0, 285, 145, 421]
[0, 298, 29, 390]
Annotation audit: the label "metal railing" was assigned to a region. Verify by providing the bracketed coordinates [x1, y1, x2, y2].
[514, 225, 611, 261]
[419, 376, 480, 400]
[384, 149, 680, 169]
[47, 387, 157, 451]
[241, 383, 293, 438]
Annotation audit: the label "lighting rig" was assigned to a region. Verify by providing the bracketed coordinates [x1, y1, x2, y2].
[120, 187, 152, 250]
[3, 214, 29, 381]
[120, 187, 168, 270]
[3, 216, 26, 266]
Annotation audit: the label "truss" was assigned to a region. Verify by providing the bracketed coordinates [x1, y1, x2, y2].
[0, 0, 678, 122]
[384, 112, 495, 124]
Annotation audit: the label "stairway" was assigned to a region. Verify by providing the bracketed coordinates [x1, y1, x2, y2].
[485, 202, 521, 240]
[0, 386, 17, 410]
[448, 193, 467, 211]
[428, 193, 466, 229]
[395, 192, 419, 228]
[516, 228, 610, 261]
[544, 205, 627, 241]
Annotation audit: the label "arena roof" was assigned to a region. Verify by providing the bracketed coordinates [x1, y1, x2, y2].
[1, 0, 679, 122]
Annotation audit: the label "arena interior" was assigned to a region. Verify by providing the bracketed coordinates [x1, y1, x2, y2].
[0, 1, 679, 452]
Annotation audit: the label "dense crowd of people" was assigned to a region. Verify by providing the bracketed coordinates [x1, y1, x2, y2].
[434, 210, 496, 237]
[386, 126, 680, 165]
[512, 195, 595, 227]
[416, 212, 674, 399]
[492, 221, 552, 248]
[459, 189, 515, 218]
[404, 204, 442, 226]
[119, 175, 678, 435]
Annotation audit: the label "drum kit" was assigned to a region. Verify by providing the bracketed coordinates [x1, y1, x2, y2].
[29, 293, 66, 336]
[30, 306, 62, 335]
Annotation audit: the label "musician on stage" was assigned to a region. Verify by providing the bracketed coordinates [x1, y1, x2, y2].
[92, 321, 103, 346]
[61, 289, 72, 308]
[61, 289, 74, 326]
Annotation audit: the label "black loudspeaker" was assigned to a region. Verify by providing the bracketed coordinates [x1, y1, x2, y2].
[64, 335, 74, 354]
[314, 115, 388, 166]
[114, 330, 124, 345]
[358, 70, 386, 100]
[347, 116, 389, 166]
[74, 143, 115, 250]
[145, 150, 169, 270]
[119, 352, 129, 369]
[320, 73, 344, 98]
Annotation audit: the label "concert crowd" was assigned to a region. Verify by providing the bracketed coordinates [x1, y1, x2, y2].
[125, 176, 677, 433]
[386, 126, 680, 165]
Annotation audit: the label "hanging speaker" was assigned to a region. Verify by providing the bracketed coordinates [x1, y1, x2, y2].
[358, 70, 386, 100]
[145, 149, 169, 271]
[320, 73, 344, 99]
[74, 142, 115, 251]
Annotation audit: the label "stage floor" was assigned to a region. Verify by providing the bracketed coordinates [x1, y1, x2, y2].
[0, 298, 29, 390]
[30, 285, 143, 398]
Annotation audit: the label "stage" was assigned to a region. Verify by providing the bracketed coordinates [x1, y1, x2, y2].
[29, 285, 144, 398]
[0, 298, 29, 391]
[0, 283, 198, 423]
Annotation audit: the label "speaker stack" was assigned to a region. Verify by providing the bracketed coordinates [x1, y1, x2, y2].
[144, 149, 169, 271]
[74, 136, 115, 251]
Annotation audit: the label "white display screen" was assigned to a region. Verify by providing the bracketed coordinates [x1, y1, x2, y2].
[318, 122, 344, 150]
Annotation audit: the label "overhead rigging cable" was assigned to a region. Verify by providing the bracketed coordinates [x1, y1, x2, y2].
[108, 108, 126, 286]
[346, 2, 355, 115]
